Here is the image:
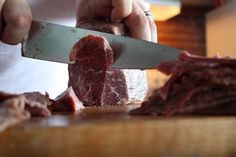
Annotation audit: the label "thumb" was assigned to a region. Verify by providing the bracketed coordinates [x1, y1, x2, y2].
[1, 0, 32, 45]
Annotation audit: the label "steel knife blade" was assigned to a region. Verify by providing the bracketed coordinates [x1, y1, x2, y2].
[22, 20, 181, 69]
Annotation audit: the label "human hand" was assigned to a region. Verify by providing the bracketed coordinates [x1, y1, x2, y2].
[0, 0, 32, 45]
[76, 0, 157, 43]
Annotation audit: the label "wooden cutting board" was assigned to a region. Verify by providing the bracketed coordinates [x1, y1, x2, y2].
[0, 105, 236, 157]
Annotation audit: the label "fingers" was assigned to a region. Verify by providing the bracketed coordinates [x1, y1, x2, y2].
[113, 0, 157, 42]
[1, 0, 32, 45]
[124, 2, 151, 41]
[75, 0, 157, 42]
[137, 0, 157, 43]
[111, 0, 132, 22]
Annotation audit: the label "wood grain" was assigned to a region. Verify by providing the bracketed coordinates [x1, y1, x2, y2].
[0, 105, 236, 157]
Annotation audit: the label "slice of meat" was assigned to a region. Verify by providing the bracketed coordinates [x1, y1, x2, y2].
[68, 20, 148, 106]
[69, 34, 117, 106]
[130, 51, 236, 116]
[49, 87, 84, 112]
[0, 96, 30, 132]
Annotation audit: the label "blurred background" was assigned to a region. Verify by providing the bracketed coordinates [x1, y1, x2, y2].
[149, 0, 235, 56]
[146, 0, 236, 96]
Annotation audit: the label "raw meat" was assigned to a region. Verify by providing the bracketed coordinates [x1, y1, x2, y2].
[23, 92, 52, 117]
[0, 88, 83, 132]
[0, 96, 30, 132]
[49, 87, 84, 112]
[0, 92, 17, 101]
[0, 91, 52, 117]
[68, 20, 148, 106]
[130, 51, 236, 115]
[69, 34, 121, 106]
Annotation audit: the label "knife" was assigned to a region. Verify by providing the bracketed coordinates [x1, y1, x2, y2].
[22, 20, 181, 69]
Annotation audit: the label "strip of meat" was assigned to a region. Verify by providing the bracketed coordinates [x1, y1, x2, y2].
[130, 51, 236, 116]
[180, 51, 236, 66]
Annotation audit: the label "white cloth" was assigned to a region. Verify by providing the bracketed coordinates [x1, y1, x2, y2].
[0, 0, 76, 98]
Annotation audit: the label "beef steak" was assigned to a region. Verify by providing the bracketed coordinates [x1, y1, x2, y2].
[68, 20, 148, 106]
[69, 34, 123, 106]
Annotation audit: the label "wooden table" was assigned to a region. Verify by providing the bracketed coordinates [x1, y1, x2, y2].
[0, 105, 236, 157]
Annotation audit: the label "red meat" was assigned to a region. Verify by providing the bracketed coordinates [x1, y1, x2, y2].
[50, 87, 84, 112]
[68, 20, 130, 106]
[130, 51, 236, 115]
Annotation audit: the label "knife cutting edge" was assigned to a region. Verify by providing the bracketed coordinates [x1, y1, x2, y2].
[22, 20, 181, 69]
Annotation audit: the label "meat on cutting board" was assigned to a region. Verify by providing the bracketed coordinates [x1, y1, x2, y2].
[130, 51, 236, 115]
[0, 91, 51, 117]
[0, 95, 30, 132]
[23, 92, 52, 117]
[69, 34, 126, 106]
[0, 87, 84, 132]
[68, 20, 148, 106]
[49, 87, 84, 112]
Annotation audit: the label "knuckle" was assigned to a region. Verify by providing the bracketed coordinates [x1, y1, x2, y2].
[135, 14, 149, 27]
[1, 36, 19, 45]
[12, 15, 32, 29]
[125, 3, 132, 15]
[119, 9, 131, 18]
[114, 0, 132, 17]
[3, 0, 32, 29]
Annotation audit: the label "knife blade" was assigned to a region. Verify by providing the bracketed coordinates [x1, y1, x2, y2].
[22, 20, 181, 69]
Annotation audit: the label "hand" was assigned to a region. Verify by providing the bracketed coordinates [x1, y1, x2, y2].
[0, 0, 32, 45]
[76, 0, 157, 43]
